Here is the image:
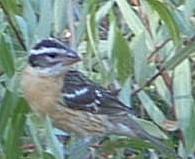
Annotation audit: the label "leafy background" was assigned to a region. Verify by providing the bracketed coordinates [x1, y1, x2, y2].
[0, 0, 195, 158]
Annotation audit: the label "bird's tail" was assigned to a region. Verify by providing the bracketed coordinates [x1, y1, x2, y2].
[138, 130, 177, 157]
[109, 116, 178, 158]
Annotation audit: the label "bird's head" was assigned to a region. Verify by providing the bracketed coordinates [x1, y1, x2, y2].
[28, 38, 81, 76]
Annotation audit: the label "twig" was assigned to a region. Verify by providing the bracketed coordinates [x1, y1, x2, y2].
[0, 2, 27, 50]
[131, 67, 165, 96]
[132, 38, 171, 96]
[148, 38, 171, 60]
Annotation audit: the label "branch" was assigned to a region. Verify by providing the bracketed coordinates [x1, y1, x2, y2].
[148, 38, 171, 60]
[131, 67, 165, 96]
[132, 38, 172, 96]
[0, 2, 27, 51]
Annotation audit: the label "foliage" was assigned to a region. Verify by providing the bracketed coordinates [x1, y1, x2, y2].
[0, 0, 195, 158]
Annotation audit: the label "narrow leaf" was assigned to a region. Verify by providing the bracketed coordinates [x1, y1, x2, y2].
[154, 76, 172, 107]
[0, 34, 15, 77]
[165, 41, 195, 70]
[131, 32, 154, 85]
[95, 0, 114, 23]
[135, 117, 168, 139]
[137, 90, 167, 128]
[0, 90, 18, 135]
[173, 59, 194, 153]
[22, 0, 37, 46]
[147, 0, 180, 44]
[53, 0, 68, 34]
[26, 115, 44, 157]
[4, 98, 29, 159]
[0, 0, 18, 14]
[15, 16, 29, 49]
[113, 30, 133, 84]
[34, 0, 52, 39]
[115, 0, 145, 34]
[45, 117, 64, 159]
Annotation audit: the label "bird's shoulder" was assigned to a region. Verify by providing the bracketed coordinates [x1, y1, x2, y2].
[61, 70, 133, 115]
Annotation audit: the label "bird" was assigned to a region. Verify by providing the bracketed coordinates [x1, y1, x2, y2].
[21, 38, 175, 156]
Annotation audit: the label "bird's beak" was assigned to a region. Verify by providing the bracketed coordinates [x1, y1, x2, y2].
[61, 49, 82, 66]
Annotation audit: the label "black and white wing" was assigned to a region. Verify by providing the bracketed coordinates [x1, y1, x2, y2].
[61, 70, 133, 115]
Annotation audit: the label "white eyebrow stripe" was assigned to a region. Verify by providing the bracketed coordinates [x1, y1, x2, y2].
[30, 47, 67, 55]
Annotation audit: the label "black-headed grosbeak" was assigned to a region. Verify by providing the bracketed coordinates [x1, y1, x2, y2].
[21, 38, 173, 155]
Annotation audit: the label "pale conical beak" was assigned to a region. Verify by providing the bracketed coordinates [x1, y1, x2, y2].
[61, 49, 82, 65]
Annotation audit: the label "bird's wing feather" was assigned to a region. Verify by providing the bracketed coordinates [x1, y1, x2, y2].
[61, 70, 133, 115]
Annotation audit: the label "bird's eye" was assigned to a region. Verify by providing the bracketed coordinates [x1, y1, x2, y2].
[47, 53, 57, 58]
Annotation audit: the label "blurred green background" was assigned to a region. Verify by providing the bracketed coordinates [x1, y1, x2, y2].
[1, 0, 195, 158]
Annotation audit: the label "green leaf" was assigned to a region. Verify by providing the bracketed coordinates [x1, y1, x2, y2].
[53, 0, 68, 34]
[119, 78, 132, 107]
[22, 0, 37, 46]
[147, 0, 181, 45]
[0, 10, 7, 33]
[115, 0, 154, 48]
[173, 59, 194, 153]
[0, 0, 19, 14]
[95, 0, 114, 23]
[115, 0, 145, 34]
[68, 138, 94, 159]
[102, 137, 154, 153]
[75, 0, 92, 45]
[15, 16, 29, 49]
[131, 32, 154, 85]
[86, 14, 98, 56]
[86, 12, 109, 79]
[172, 8, 193, 36]
[185, 105, 195, 153]
[26, 115, 44, 157]
[107, 12, 116, 60]
[135, 118, 168, 139]
[154, 76, 172, 107]
[0, 90, 18, 135]
[34, 0, 53, 40]
[43, 152, 56, 159]
[165, 41, 195, 70]
[4, 97, 29, 159]
[113, 30, 133, 84]
[137, 90, 167, 128]
[0, 34, 15, 77]
[0, 89, 29, 159]
[44, 117, 64, 159]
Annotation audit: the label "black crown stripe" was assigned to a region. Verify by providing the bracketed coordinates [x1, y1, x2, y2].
[33, 39, 67, 50]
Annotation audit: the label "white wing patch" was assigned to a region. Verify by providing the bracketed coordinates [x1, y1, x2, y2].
[75, 87, 88, 96]
[63, 88, 89, 99]
[63, 93, 76, 98]
[95, 90, 103, 97]
[94, 99, 101, 105]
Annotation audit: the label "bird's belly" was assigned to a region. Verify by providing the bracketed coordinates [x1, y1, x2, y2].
[22, 68, 63, 115]
[50, 105, 109, 136]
